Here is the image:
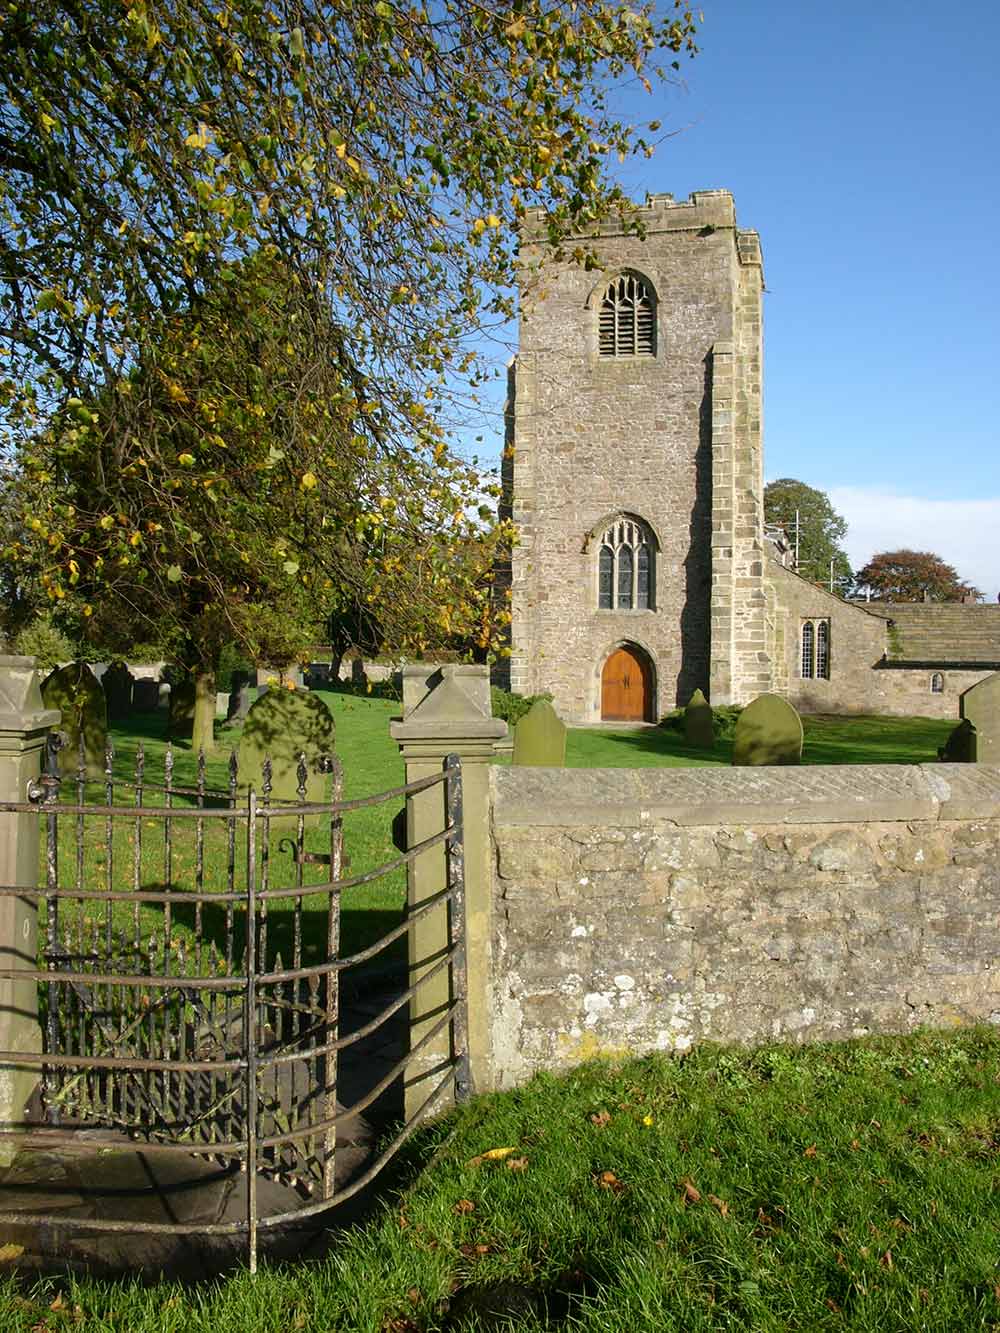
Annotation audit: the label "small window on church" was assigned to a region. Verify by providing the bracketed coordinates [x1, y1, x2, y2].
[930, 672, 944, 694]
[801, 619, 831, 680]
[599, 273, 655, 357]
[596, 518, 655, 611]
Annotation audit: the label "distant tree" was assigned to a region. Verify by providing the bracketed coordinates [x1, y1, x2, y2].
[763, 478, 852, 591]
[855, 550, 980, 603]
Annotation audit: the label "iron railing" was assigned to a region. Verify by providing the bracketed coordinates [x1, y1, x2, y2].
[0, 738, 468, 1271]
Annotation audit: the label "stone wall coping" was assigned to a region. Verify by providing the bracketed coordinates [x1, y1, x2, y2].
[491, 763, 1000, 828]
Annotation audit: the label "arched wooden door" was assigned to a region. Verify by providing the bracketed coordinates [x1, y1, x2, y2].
[601, 645, 653, 722]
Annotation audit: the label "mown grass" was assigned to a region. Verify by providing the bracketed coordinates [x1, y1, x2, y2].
[4, 1028, 1000, 1330]
[567, 713, 956, 770]
[48, 689, 405, 965]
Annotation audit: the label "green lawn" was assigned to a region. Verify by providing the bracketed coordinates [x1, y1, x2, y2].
[567, 712, 955, 769]
[5, 1027, 1000, 1330]
[49, 689, 406, 966]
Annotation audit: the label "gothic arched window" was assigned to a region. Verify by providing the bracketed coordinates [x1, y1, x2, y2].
[597, 518, 655, 610]
[930, 672, 944, 694]
[801, 619, 831, 680]
[599, 273, 656, 357]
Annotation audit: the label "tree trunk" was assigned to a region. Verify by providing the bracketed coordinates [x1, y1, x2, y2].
[192, 669, 216, 754]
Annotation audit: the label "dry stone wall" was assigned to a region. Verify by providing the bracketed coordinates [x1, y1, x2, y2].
[488, 764, 1000, 1088]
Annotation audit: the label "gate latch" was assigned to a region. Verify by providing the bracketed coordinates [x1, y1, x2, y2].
[277, 838, 350, 870]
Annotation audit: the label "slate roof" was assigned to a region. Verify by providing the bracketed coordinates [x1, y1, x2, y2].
[867, 603, 1000, 667]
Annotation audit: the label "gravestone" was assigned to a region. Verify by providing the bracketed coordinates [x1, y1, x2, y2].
[132, 679, 160, 712]
[168, 677, 195, 740]
[684, 688, 714, 749]
[731, 693, 803, 767]
[938, 717, 977, 763]
[350, 656, 367, 689]
[960, 673, 1000, 763]
[237, 688, 336, 825]
[40, 661, 107, 778]
[226, 670, 253, 722]
[512, 699, 566, 767]
[102, 662, 134, 721]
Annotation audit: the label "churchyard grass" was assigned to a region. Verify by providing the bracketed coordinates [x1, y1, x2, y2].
[46, 689, 405, 965]
[3, 1026, 1000, 1330]
[567, 712, 956, 769]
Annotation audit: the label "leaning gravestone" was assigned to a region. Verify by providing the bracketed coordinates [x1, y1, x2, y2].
[684, 688, 714, 749]
[938, 717, 977, 763]
[40, 661, 107, 778]
[512, 698, 566, 767]
[168, 677, 195, 740]
[960, 673, 1000, 763]
[731, 693, 803, 767]
[102, 661, 134, 722]
[238, 688, 336, 825]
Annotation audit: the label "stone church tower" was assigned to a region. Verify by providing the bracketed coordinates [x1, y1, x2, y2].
[503, 189, 772, 723]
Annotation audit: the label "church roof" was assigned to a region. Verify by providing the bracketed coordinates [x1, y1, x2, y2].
[871, 603, 1000, 668]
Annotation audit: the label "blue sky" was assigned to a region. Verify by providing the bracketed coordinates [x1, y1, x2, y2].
[611, 0, 1000, 597]
[488, 1, 1000, 596]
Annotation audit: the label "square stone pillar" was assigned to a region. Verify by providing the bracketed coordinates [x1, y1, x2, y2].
[391, 666, 507, 1117]
[0, 656, 60, 1151]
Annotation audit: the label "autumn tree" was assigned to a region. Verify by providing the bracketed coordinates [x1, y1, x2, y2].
[18, 257, 505, 750]
[763, 478, 852, 591]
[855, 550, 980, 603]
[2, 1, 698, 735]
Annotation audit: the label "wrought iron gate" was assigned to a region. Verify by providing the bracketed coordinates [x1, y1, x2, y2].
[0, 735, 469, 1270]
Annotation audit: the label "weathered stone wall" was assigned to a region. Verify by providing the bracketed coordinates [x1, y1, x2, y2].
[488, 764, 1000, 1088]
[508, 190, 767, 721]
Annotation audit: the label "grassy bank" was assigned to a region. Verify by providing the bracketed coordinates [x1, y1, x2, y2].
[4, 1027, 1000, 1330]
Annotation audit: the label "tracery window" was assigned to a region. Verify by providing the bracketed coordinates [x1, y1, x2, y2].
[930, 672, 944, 694]
[597, 518, 654, 611]
[599, 273, 656, 357]
[800, 619, 831, 680]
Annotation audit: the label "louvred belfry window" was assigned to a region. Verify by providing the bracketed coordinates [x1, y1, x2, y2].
[599, 273, 655, 357]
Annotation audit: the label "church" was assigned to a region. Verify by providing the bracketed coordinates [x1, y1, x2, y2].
[500, 190, 1000, 723]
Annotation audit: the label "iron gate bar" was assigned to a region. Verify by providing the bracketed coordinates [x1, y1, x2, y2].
[0, 754, 468, 1270]
[257, 1006, 461, 1148]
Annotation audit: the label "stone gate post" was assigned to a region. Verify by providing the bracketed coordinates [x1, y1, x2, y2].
[391, 666, 507, 1117]
[0, 656, 60, 1147]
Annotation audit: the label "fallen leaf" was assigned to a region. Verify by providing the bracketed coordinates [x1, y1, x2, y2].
[707, 1194, 729, 1217]
[467, 1146, 518, 1167]
[879, 1250, 893, 1270]
[0, 1243, 24, 1262]
[506, 1156, 529, 1171]
[850, 1139, 861, 1150]
[407, 1288, 421, 1306]
[825, 1297, 842, 1312]
[50, 1295, 65, 1311]
[596, 1170, 625, 1194]
[452, 1199, 475, 1215]
[590, 1110, 612, 1127]
[680, 1177, 701, 1205]
[803, 1144, 818, 1158]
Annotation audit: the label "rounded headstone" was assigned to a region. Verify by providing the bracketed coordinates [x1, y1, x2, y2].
[237, 688, 336, 825]
[40, 661, 107, 778]
[731, 693, 803, 767]
[683, 688, 714, 749]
